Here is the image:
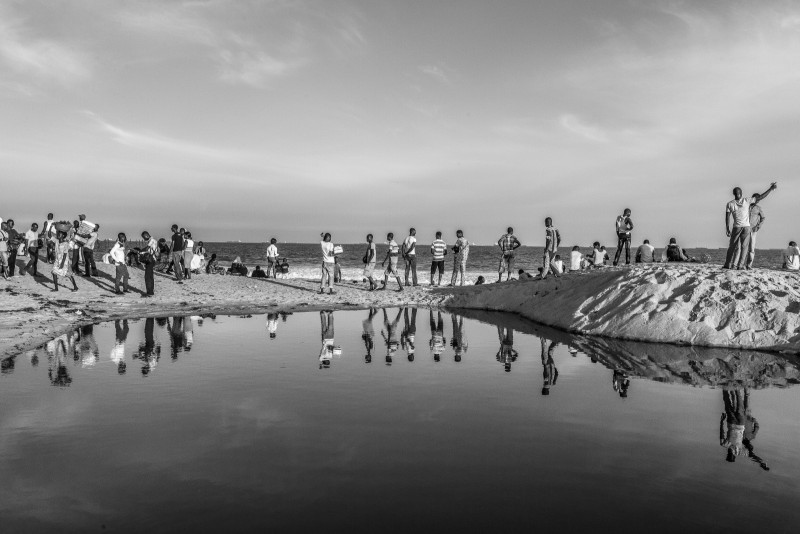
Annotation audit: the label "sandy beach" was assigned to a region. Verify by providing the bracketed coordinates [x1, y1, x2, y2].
[2, 260, 800, 360]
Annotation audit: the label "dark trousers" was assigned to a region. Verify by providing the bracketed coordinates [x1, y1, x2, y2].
[83, 248, 96, 276]
[171, 252, 184, 281]
[71, 245, 83, 273]
[724, 227, 750, 269]
[25, 248, 39, 275]
[115, 264, 130, 292]
[46, 240, 56, 263]
[144, 262, 154, 295]
[8, 248, 18, 276]
[404, 255, 418, 285]
[614, 233, 631, 265]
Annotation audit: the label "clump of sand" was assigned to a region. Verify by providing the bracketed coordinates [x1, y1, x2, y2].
[443, 264, 800, 352]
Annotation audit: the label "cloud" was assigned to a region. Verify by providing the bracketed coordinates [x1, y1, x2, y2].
[559, 114, 608, 142]
[0, 13, 90, 86]
[419, 64, 451, 84]
[216, 34, 299, 87]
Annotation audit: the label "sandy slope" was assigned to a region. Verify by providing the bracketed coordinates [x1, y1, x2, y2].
[443, 264, 800, 352]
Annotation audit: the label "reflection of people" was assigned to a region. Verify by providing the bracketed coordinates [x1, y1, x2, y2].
[136, 317, 161, 375]
[401, 308, 417, 362]
[267, 313, 278, 339]
[110, 320, 128, 374]
[540, 338, 559, 394]
[47, 332, 76, 387]
[450, 313, 468, 362]
[381, 308, 402, 365]
[612, 369, 630, 398]
[720, 388, 768, 470]
[362, 308, 378, 363]
[319, 311, 336, 368]
[429, 310, 446, 362]
[169, 316, 186, 360]
[496, 326, 518, 372]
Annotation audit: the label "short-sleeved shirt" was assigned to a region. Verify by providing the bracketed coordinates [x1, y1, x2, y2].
[387, 240, 400, 255]
[365, 242, 377, 263]
[499, 234, 519, 252]
[454, 237, 469, 261]
[727, 197, 753, 228]
[749, 204, 764, 230]
[570, 251, 582, 270]
[266, 244, 278, 258]
[785, 246, 800, 270]
[171, 233, 184, 251]
[431, 239, 447, 261]
[25, 230, 38, 248]
[321, 241, 335, 263]
[85, 232, 98, 250]
[544, 227, 560, 253]
[637, 244, 655, 262]
[403, 236, 417, 255]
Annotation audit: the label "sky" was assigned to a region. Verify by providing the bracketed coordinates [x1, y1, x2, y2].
[1, 0, 798, 246]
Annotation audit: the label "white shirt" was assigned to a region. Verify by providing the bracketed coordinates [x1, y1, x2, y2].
[403, 235, 417, 255]
[727, 197, 752, 228]
[184, 238, 194, 251]
[321, 241, 335, 263]
[25, 230, 38, 247]
[110, 242, 126, 264]
[570, 251, 583, 270]
[637, 243, 655, 263]
[85, 232, 98, 250]
[784, 246, 800, 270]
[591, 248, 605, 266]
[553, 260, 564, 274]
[266, 244, 278, 258]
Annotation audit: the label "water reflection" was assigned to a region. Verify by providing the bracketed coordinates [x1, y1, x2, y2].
[721, 388, 769, 470]
[381, 308, 402, 366]
[429, 310, 446, 363]
[540, 338, 559, 395]
[401, 308, 416, 361]
[496, 325, 517, 372]
[362, 308, 377, 363]
[319, 310, 340, 369]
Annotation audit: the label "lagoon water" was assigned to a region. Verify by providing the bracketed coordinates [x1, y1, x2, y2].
[2, 309, 800, 532]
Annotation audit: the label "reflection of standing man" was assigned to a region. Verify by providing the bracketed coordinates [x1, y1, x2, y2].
[724, 183, 776, 270]
[450, 313, 468, 362]
[362, 308, 378, 363]
[612, 369, 630, 398]
[111, 320, 129, 374]
[540, 338, 559, 395]
[401, 308, 417, 362]
[319, 311, 336, 368]
[267, 313, 279, 339]
[429, 310, 446, 362]
[381, 308, 402, 365]
[137, 317, 161, 375]
[720, 388, 768, 470]
[496, 325, 518, 372]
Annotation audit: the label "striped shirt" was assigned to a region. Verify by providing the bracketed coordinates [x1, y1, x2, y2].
[431, 239, 447, 261]
[544, 227, 560, 253]
[499, 234, 520, 252]
[387, 240, 400, 255]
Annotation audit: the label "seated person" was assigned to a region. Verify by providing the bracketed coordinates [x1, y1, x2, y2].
[586, 242, 606, 267]
[783, 241, 800, 270]
[227, 256, 249, 276]
[205, 253, 226, 275]
[661, 237, 694, 262]
[126, 247, 142, 267]
[475, 275, 486, 285]
[553, 254, 564, 274]
[635, 239, 655, 263]
[279, 258, 290, 278]
[251, 265, 268, 278]
[518, 269, 535, 280]
[600, 246, 610, 264]
[569, 246, 584, 271]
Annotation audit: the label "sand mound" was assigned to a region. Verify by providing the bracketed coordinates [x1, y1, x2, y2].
[443, 265, 800, 352]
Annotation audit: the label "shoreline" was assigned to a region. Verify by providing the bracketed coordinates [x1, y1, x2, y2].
[2, 261, 799, 360]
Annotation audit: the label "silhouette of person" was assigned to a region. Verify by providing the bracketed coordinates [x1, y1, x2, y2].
[429, 310, 446, 362]
[496, 325, 518, 372]
[721, 387, 768, 470]
[110, 320, 129, 374]
[319, 310, 336, 369]
[612, 369, 630, 398]
[450, 313, 468, 362]
[362, 308, 378, 363]
[47, 332, 76, 387]
[136, 317, 161, 375]
[401, 307, 417, 362]
[381, 308, 402, 365]
[540, 338, 559, 394]
[169, 316, 186, 360]
[267, 312, 279, 339]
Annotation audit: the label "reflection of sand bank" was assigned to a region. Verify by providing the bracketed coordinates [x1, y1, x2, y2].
[456, 308, 800, 389]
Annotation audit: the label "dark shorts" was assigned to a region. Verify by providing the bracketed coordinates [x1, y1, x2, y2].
[617, 233, 631, 243]
[431, 260, 445, 275]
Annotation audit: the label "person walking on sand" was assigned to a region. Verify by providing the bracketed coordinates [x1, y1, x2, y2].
[613, 208, 634, 266]
[141, 231, 157, 297]
[110, 233, 130, 294]
[542, 217, 561, 279]
[363, 233, 377, 290]
[724, 182, 777, 270]
[497, 227, 521, 282]
[403, 228, 418, 286]
[168, 224, 184, 283]
[42, 213, 56, 263]
[449, 229, 469, 286]
[430, 231, 447, 286]
[783, 241, 800, 271]
[51, 229, 79, 292]
[82, 224, 98, 277]
[635, 239, 655, 263]
[380, 232, 404, 292]
[320, 232, 336, 294]
[22, 223, 41, 277]
[266, 238, 279, 278]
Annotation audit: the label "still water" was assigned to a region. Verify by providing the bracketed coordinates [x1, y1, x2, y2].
[2, 309, 800, 533]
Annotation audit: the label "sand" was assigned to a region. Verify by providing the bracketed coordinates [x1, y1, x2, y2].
[2, 260, 799, 360]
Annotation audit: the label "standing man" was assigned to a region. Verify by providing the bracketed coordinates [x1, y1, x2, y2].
[613, 208, 634, 266]
[380, 232, 404, 292]
[430, 231, 447, 287]
[724, 183, 777, 270]
[363, 234, 377, 290]
[109, 233, 130, 294]
[320, 232, 336, 294]
[542, 217, 561, 279]
[23, 223, 40, 276]
[402, 228, 418, 287]
[169, 224, 184, 282]
[497, 227, 521, 282]
[449, 229, 469, 286]
[42, 213, 56, 263]
[141, 231, 158, 297]
[5, 219, 21, 277]
[266, 238, 279, 278]
[0, 221, 9, 280]
[83, 224, 98, 277]
[743, 199, 765, 269]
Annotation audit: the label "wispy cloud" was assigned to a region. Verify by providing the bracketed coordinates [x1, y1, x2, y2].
[419, 64, 451, 84]
[559, 114, 608, 143]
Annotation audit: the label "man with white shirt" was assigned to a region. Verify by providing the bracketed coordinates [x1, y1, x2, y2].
[109, 233, 129, 294]
[23, 223, 40, 276]
[724, 183, 776, 270]
[635, 239, 655, 263]
[42, 213, 56, 263]
[402, 228, 418, 286]
[783, 241, 800, 271]
[266, 238, 279, 278]
[83, 224, 99, 277]
[319, 232, 335, 294]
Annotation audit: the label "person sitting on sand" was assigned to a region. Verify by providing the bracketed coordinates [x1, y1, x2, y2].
[552, 254, 564, 274]
[517, 269, 534, 280]
[635, 239, 655, 263]
[661, 237, 692, 262]
[586, 242, 605, 267]
[227, 256, 248, 276]
[279, 258, 290, 279]
[206, 254, 225, 275]
[600, 246, 610, 264]
[251, 265, 267, 278]
[783, 241, 800, 270]
[570, 246, 584, 271]
[475, 275, 486, 285]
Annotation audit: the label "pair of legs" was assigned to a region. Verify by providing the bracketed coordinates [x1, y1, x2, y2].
[266, 259, 278, 278]
[170, 252, 184, 281]
[724, 227, 751, 269]
[71, 245, 83, 274]
[115, 264, 130, 293]
[404, 255, 418, 286]
[320, 261, 335, 293]
[498, 254, 514, 282]
[52, 273, 78, 291]
[83, 248, 97, 276]
[183, 251, 193, 279]
[613, 233, 631, 265]
[46, 240, 55, 263]
[8, 247, 18, 276]
[144, 262, 155, 295]
[744, 231, 758, 269]
[382, 259, 403, 291]
[0, 252, 8, 280]
[450, 259, 466, 286]
[364, 263, 377, 290]
[430, 260, 444, 285]
[25, 248, 39, 276]
[542, 250, 561, 279]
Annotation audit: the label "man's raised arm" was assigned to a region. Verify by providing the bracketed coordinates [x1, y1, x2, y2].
[753, 182, 778, 202]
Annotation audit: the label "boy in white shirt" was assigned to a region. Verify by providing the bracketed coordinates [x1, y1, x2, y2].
[569, 246, 584, 271]
[552, 254, 564, 274]
[109, 233, 129, 294]
[23, 223, 40, 276]
[320, 232, 335, 294]
[266, 238, 279, 278]
[783, 241, 800, 271]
